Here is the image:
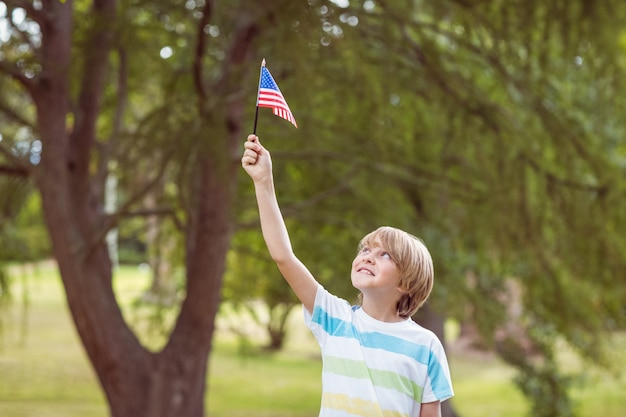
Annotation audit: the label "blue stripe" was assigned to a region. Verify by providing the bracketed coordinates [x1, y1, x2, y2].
[311, 305, 453, 397]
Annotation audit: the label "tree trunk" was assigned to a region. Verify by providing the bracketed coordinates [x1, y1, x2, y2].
[413, 302, 461, 417]
[265, 302, 297, 351]
[28, 1, 251, 416]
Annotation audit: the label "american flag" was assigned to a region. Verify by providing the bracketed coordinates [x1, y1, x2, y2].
[256, 65, 298, 128]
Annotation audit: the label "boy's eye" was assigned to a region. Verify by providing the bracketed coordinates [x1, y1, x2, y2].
[361, 247, 371, 254]
[381, 252, 391, 260]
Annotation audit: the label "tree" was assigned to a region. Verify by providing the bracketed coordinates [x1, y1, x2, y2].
[2, 1, 625, 417]
[230, 2, 626, 416]
[0, 0, 264, 415]
[312, 2, 626, 415]
[1, 0, 341, 414]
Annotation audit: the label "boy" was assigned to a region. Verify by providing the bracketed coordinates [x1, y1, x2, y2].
[242, 134, 454, 417]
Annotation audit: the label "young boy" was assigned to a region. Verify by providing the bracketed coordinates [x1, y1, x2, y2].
[241, 134, 454, 417]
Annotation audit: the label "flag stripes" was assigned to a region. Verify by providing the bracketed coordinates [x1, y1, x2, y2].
[256, 65, 298, 128]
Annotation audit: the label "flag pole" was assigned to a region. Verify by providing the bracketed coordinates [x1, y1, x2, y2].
[252, 59, 266, 135]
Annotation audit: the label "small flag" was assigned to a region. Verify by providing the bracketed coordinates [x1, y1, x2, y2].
[256, 60, 298, 128]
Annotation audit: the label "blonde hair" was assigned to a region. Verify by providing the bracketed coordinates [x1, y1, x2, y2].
[357, 226, 434, 319]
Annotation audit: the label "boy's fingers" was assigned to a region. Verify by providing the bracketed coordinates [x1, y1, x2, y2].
[243, 148, 257, 159]
[242, 152, 257, 166]
[247, 134, 258, 143]
[244, 142, 261, 155]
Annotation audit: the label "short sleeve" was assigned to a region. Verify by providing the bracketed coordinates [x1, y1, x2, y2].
[420, 335, 454, 403]
[303, 284, 353, 346]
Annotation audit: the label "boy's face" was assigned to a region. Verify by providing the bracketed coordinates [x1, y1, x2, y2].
[350, 239, 403, 297]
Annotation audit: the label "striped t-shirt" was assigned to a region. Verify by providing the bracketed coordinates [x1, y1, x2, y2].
[304, 284, 454, 417]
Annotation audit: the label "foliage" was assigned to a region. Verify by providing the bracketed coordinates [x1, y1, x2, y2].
[223, 229, 300, 350]
[302, 2, 626, 414]
[1, 0, 625, 416]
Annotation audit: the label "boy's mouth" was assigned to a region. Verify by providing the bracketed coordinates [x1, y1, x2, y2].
[357, 267, 374, 276]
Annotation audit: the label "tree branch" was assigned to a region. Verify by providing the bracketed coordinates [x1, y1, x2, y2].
[69, 0, 117, 203]
[282, 167, 356, 217]
[93, 45, 129, 204]
[118, 208, 184, 232]
[0, 142, 31, 176]
[192, 0, 215, 111]
[84, 152, 173, 258]
[0, 99, 35, 128]
[522, 152, 608, 194]
[0, 164, 30, 177]
[0, 61, 37, 94]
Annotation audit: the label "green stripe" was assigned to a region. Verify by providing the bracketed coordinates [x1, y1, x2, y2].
[324, 355, 423, 400]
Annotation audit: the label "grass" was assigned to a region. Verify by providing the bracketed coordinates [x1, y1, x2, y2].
[0, 263, 107, 417]
[207, 345, 321, 417]
[0, 262, 624, 417]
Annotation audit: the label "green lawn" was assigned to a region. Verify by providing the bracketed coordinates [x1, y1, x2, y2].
[0, 263, 624, 417]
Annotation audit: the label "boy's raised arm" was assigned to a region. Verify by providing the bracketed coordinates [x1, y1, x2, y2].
[241, 134, 318, 313]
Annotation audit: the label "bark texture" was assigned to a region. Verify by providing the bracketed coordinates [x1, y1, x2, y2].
[27, 1, 254, 416]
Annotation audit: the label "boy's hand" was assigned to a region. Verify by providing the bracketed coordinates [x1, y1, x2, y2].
[241, 134, 272, 183]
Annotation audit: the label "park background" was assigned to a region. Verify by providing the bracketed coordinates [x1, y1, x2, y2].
[0, 1, 625, 417]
